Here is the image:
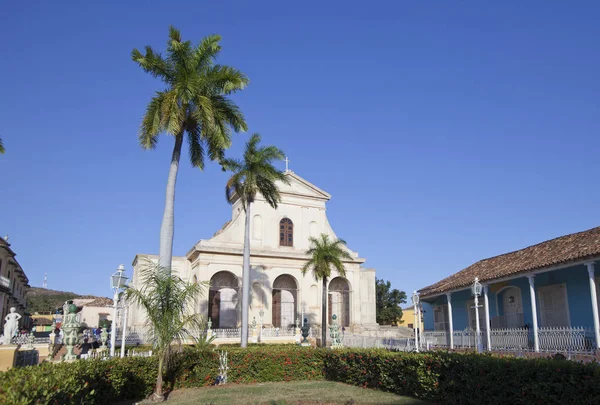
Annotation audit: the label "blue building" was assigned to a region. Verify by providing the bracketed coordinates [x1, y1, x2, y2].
[418, 226, 600, 353]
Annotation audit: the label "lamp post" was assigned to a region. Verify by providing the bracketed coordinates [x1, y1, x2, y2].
[411, 291, 420, 352]
[110, 264, 128, 358]
[471, 277, 483, 353]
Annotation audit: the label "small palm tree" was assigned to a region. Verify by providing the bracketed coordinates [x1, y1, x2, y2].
[125, 261, 205, 401]
[133, 26, 248, 271]
[0, 137, 4, 154]
[301, 234, 353, 347]
[224, 133, 288, 348]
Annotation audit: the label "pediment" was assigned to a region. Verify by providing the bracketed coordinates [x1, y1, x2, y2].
[273, 171, 331, 201]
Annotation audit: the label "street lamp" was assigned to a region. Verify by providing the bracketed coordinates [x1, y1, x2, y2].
[411, 291, 420, 352]
[471, 277, 483, 353]
[110, 264, 128, 357]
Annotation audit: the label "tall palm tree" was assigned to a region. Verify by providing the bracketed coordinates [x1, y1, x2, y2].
[301, 234, 353, 347]
[125, 261, 205, 401]
[133, 26, 248, 270]
[224, 133, 288, 348]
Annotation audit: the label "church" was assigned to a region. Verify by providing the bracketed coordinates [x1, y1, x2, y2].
[129, 170, 378, 333]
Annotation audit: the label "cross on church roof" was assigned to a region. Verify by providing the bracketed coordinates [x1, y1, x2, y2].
[284, 156, 290, 172]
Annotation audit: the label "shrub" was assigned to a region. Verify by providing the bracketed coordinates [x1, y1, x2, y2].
[0, 356, 157, 405]
[323, 349, 600, 405]
[2, 346, 600, 405]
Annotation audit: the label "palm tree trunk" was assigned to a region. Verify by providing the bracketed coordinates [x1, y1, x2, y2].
[158, 132, 184, 271]
[240, 202, 251, 348]
[322, 276, 328, 347]
[154, 354, 165, 400]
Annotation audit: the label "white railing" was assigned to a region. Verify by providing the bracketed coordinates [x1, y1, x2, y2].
[490, 328, 530, 351]
[260, 327, 295, 337]
[421, 326, 597, 355]
[341, 333, 416, 351]
[538, 327, 595, 354]
[0, 275, 10, 289]
[212, 328, 241, 339]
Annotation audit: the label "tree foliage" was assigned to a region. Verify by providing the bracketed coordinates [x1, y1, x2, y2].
[132, 25, 249, 270]
[302, 234, 353, 346]
[125, 261, 206, 400]
[132, 26, 248, 166]
[224, 133, 288, 210]
[375, 278, 407, 325]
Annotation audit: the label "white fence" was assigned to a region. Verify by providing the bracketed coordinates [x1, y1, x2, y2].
[341, 333, 416, 351]
[421, 326, 597, 355]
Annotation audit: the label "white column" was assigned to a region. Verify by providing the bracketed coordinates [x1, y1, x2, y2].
[527, 275, 539, 352]
[446, 293, 454, 349]
[483, 285, 491, 351]
[585, 262, 600, 350]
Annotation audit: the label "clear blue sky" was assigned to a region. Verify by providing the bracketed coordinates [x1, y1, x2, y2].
[1, 1, 599, 300]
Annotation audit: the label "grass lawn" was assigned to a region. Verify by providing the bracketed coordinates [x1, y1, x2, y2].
[161, 381, 430, 405]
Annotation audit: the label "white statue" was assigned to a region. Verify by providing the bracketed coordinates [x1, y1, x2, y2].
[3, 307, 21, 344]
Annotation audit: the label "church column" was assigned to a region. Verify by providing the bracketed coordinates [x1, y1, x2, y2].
[446, 293, 454, 349]
[527, 275, 540, 352]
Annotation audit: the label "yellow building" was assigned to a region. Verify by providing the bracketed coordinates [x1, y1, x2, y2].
[398, 305, 424, 331]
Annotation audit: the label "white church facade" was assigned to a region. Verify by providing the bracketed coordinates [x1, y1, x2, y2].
[129, 171, 378, 333]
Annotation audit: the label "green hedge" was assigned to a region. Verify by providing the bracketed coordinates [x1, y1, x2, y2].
[172, 345, 324, 387]
[0, 356, 157, 405]
[2, 346, 600, 405]
[323, 350, 600, 405]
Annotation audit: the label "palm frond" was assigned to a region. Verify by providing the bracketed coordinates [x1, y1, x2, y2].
[186, 126, 204, 169]
[0, 137, 4, 154]
[193, 35, 222, 71]
[139, 91, 167, 149]
[302, 234, 352, 281]
[125, 259, 205, 361]
[133, 27, 249, 172]
[131, 47, 174, 83]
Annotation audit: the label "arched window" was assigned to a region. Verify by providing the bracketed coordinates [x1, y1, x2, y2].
[279, 218, 293, 246]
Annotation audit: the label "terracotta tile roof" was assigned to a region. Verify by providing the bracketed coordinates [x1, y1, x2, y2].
[419, 226, 600, 298]
[84, 297, 114, 307]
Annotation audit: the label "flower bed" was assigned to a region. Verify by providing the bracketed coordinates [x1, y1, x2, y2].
[1, 346, 599, 404]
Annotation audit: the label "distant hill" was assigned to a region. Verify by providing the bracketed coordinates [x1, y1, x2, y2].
[27, 287, 109, 314]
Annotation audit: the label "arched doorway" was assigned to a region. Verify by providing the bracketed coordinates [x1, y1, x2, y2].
[208, 271, 239, 328]
[329, 277, 350, 327]
[272, 275, 298, 328]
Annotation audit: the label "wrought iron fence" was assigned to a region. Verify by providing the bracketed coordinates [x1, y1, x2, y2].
[260, 327, 295, 337]
[212, 328, 241, 339]
[421, 326, 597, 355]
[538, 326, 595, 354]
[341, 333, 416, 351]
[489, 328, 530, 351]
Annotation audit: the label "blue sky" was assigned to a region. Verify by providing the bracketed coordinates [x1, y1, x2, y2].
[1, 1, 599, 300]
